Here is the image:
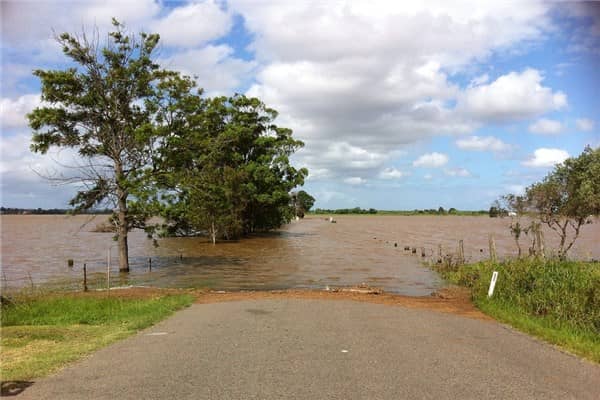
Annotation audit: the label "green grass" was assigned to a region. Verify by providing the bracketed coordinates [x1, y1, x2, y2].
[0, 292, 194, 380]
[437, 258, 600, 362]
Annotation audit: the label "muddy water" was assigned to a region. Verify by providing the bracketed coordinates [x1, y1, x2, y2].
[1, 215, 598, 295]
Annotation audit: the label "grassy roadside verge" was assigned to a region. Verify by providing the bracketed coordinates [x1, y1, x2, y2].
[0, 290, 194, 381]
[435, 259, 600, 362]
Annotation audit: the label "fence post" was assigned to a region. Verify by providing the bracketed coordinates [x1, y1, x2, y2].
[458, 240, 465, 265]
[148, 258, 152, 272]
[83, 263, 88, 292]
[488, 234, 497, 263]
[535, 229, 545, 259]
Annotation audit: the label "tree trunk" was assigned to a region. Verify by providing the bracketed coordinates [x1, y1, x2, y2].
[117, 204, 129, 272]
[211, 220, 216, 245]
[115, 162, 130, 272]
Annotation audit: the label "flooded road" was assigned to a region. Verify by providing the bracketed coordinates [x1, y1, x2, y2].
[1, 215, 598, 295]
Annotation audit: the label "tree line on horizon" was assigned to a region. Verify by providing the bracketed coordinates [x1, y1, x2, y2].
[27, 20, 310, 272]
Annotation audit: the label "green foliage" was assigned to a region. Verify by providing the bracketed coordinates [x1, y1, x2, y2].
[292, 190, 316, 217]
[27, 20, 187, 270]
[157, 94, 307, 240]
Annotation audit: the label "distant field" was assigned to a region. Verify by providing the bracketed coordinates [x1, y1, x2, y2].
[309, 209, 488, 216]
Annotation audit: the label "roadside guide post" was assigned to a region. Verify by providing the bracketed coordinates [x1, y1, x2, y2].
[488, 271, 498, 297]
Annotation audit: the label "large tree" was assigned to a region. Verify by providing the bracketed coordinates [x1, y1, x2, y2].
[526, 146, 600, 259]
[28, 20, 182, 271]
[159, 94, 307, 240]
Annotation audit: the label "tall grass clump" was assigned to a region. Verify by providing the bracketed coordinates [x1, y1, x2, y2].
[448, 259, 599, 331]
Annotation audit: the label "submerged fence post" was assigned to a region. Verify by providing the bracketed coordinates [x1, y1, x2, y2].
[83, 263, 88, 292]
[458, 240, 465, 265]
[488, 234, 497, 263]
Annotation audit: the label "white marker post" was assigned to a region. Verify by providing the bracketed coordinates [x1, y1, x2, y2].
[107, 248, 111, 292]
[488, 271, 498, 297]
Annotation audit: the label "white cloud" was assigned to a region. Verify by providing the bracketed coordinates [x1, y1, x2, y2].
[469, 73, 490, 87]
[413, 152, 449, 168]
[528, 118, 563, 135]
[0, 94, 41, 129]
[150, 1, 232, 47]
[160, 45, 256, 95]
[1, 0, 160, 46]
[378, 168, 409, 179]
[344, 177, 367, 185]
[423, 173, 433, 180]
[522, 148, 569, 168]
[231, 1, 553, 172]
[460, 69, 567, 122]
[455, 135, 512, 152]
[293, 141, 390, 182]
[444, 167, 471, 177]
[575, 118, 595, 132]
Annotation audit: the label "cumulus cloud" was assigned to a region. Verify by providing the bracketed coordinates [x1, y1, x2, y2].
[1, 0, 160, 46]
[455, 136, 512, 152]
[150, 1, 232, 47]
[460, 69, 567, 122]
[0, 94, 41, 129]
[160, 45, 256, 95]
[344, 177, 367, 185]
[444, 167, 472, 177]
[0, 133, 85, 207]
[576, 118, 595, 132]
[522, 148, 569, 168]
[413, 152, 449, 168]
[232, 1, 554, 178]
[378, 168, 409, 179]
[528, 118, 563, 134]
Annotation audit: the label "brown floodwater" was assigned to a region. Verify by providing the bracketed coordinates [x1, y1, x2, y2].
[1, 215, 598, 295]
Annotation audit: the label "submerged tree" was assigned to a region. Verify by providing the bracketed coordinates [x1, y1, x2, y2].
[292, 190, 316, 218]
[28, 20, 182, 271]
[159, 94, 307, 241]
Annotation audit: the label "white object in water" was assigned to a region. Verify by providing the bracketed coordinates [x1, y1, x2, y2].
[488, 271, 499, 297]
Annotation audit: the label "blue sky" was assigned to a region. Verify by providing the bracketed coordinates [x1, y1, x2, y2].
[1, 0, 599, 210]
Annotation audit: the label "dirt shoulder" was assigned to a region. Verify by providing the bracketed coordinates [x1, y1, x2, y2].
[69, 285, 489, 321]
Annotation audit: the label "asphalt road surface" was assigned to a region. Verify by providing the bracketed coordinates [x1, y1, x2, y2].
[14, 299, 600, 399]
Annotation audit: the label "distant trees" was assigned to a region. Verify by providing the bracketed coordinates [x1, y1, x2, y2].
[293, 190, 316, 218]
